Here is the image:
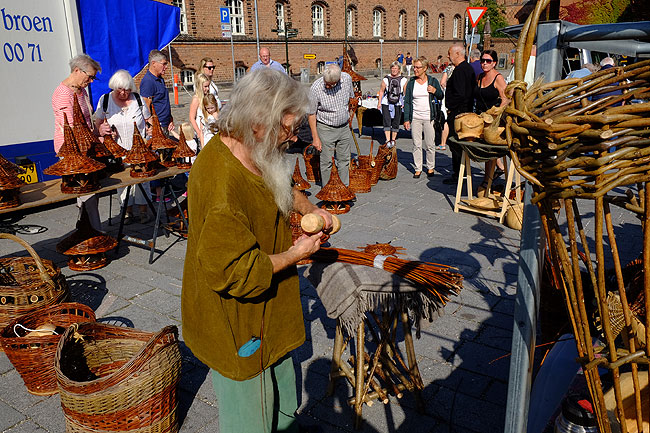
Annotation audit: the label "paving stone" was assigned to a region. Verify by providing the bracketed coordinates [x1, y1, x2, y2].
[177, 390, 219, 433]
[0, 352, 14, 374]
[3, 420, 48, 432]
[25, 395, 65, 433]
[0, 370, 48, 411]
[452, 341, 510, 383]
[0, 399, 26, 431]
[133, 288, 181, 315]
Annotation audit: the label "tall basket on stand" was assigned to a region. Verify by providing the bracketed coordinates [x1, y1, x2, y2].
[507, 1, 650, 431]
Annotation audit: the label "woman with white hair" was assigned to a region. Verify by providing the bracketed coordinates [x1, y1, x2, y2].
[95, 69, 152, 224]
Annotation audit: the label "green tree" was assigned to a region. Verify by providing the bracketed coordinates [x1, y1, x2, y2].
[470, 0, 509, 37]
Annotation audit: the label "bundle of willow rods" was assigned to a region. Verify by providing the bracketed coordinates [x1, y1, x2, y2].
[311, 247, 463, 304]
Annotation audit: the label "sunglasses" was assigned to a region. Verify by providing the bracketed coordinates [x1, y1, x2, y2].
[204, 65, 216, 70]
[480, 58, 494, 64]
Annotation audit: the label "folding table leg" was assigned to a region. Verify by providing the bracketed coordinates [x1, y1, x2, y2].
[149, 181, 168, 264]
[454, 150, 469, 213]
[498, 158, 517, 223]
[115, 185, 131, 254]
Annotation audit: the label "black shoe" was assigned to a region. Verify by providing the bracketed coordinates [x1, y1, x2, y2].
[442, 176, 457, 185]
[413, 171, 421, 179]
[427, 170, 435, 177]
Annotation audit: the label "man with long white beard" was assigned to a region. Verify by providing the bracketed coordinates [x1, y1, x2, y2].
[182, 68, 333, 433]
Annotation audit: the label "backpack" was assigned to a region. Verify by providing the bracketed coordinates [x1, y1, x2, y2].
[386, 75, 402, 104]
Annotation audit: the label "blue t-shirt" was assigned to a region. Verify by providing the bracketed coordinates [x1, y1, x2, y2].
[397, 54, 404, 64]
[139, 70, 172, 128]
[250, 59, 287, 74]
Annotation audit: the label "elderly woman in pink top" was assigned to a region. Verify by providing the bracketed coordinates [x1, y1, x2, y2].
[51, 53, 109, 230]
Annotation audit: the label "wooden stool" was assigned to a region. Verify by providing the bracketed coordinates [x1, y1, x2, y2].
[328, 307, 425, 429]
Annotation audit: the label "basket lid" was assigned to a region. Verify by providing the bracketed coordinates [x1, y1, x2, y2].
[0, 163, 25, 191]
[72, 93, 101, 156]
[44, 114, 106, 176]
[0, 152, 25, 176]
[147, 105, 177, 150]
[316, 158, 356, 202]
[172, 129, 196, 159]
[56, 206, 118, 255]
[101, 134, 127, 158]
[292, 157, 311, 191]
[124, 124, 158, 164]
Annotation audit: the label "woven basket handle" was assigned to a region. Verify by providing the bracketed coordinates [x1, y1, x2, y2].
[0, 233, 56, 288]
[370, 139, 375, 164]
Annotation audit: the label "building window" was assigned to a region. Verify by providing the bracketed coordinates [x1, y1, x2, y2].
[235, 66, 246, 81]
[438, 14, 445, 39]
[453, 15, 461, 39]
[172, 0, 187, 34]
[346, 7, 355, 37]
[398, 11, 405, 38]
[373, 9, 382, 38]
[312, 4, 324, 36]
[228, 0, 244, 35]
[317, 61, 325, 74]
[180, 69, 194, 90]
[418, 12, 426, 38]
[276, 3, 285, 34]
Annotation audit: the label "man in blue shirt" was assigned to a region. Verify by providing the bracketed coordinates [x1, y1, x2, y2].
[140, 50, 174, 132]
[250, 47, 287, 74]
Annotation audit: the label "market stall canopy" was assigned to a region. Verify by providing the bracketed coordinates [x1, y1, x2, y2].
[80, 0, 181, 106]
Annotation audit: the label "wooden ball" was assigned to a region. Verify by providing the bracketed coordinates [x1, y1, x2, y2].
[301, 213, 324, 234]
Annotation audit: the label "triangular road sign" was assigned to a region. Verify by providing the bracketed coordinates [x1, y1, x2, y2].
[467, 7, 488, 28]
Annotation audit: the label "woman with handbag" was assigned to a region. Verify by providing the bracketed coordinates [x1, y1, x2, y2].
[403, 56, 444, 178]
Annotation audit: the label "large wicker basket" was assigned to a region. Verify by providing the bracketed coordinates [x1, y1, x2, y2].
[0, 302, 95, 395]
[0, 233, 69, 331]
[357, 141, 383, 185]
[349, 159, 372, 193]
[303, 144, 322, 183]
[54, 322, 182, 433]
[506, 1, 650, 432]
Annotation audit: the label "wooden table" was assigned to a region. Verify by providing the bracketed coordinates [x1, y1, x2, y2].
[1, 166, 189, 263]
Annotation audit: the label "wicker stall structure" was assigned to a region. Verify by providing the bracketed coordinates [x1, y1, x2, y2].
[293, 157, 311, 192]
[0, 233, 69, 331]
[54, 322, 182, 433]
[44, 114, 106, 194]
[124, 125, 158, 178]
[0, 163, 25, 210]
[100, 134, 127, 173]
[316, 158, 356, 214]
[171, 129, 195, 169]
[303, 144, 322, 184]
[148, 106, 177, 168]
[0, 302, 95, 395]
[505, 1, 650, 431]
[56, 207, 118, 271]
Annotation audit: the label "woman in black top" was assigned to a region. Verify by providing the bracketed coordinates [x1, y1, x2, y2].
[475, 50, 509, 187]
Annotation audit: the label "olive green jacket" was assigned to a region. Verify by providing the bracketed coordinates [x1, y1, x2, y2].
[181, 135, 305, 380]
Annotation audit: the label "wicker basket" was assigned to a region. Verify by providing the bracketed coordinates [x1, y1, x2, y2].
[506, 1, 650, 431]
[0, 233, 69, 331]
[357, 141, 383, 185]
[303, 144, 322, 183]
[378, 144, 398, 180]
[0, 303, 95, 395]
[348, 159, 372, 193]
[55, 322, 182, 433]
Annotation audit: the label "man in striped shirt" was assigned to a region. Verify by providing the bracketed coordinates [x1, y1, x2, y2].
[308, 64, 355, 185]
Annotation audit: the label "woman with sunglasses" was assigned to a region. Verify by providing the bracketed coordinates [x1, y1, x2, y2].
[475, 50, 509, 188]
[199, 57, 222, 109]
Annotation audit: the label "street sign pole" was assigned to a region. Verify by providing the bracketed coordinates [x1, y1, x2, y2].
[230, 33, 236, 85]
[466, 7, 487, 57]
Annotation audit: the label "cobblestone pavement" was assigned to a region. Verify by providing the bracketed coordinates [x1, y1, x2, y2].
[1, 72, 640, 432]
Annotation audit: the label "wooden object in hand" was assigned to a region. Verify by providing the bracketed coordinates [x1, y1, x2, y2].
[300, 213, 341, 235]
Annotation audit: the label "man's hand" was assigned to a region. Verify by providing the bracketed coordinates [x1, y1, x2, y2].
[167, 121, 175, 133]
[311, 208, 333, 231]
[404, 121, 411, 131]
[312, 136, 323, 152]
[289, 233, 322, 262]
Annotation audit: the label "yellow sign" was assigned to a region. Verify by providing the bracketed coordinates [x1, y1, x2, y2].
[17, 163, 38, 184]
[303, 54, 316, 60]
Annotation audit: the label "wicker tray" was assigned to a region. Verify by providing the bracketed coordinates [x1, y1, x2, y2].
[0, 303, 95, 395]
[0, 233, 69, 331]
[55, 322, 181, 433]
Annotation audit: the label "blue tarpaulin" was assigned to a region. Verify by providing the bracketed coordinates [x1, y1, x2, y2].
[77, 0, 180, 106]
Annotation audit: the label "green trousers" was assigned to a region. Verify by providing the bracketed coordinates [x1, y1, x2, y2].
[211, 354, 299, 433]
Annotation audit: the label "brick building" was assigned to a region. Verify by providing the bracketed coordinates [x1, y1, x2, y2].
[148, 0, 469, 87]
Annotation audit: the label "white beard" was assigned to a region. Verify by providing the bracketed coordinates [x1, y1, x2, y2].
[251, 140, 293, 216]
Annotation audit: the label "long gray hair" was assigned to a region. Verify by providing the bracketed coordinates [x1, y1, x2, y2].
[216, 69, 308, 152]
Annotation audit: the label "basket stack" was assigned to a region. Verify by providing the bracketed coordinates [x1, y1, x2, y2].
[147, 105, 177, 168]
[44, 114, 106, 194]
[56, 206, 118, 271]
[124, 125, 158, 178]
[0, 302, 95, 395]
[505, 1, 650, 431]
[0, 233, 69, 331]
[316, 158, 355, 214]
[55, 322, 182, 433]
[303, 144, 322, 184]
[292, 157, 311, 192]
[171, 129, 195, 169]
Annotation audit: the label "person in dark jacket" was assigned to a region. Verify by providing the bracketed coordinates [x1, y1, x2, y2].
[403, 56, 444, 178]
[443, 44, 476, 185]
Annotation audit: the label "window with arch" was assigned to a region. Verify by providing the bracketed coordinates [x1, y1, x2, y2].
[373, 9, 382, 37]
[227, 0, 244, 35]
[346, 7, 355, 37]
[418, 12, 427, 38]
[312, 4, 324, 36]
[453, 14, 461, 39]
[172, 0, 187, 34]
[398, 11, 406, 38]
[437, 14, 445, 39]
[276, 2, 285, 34]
